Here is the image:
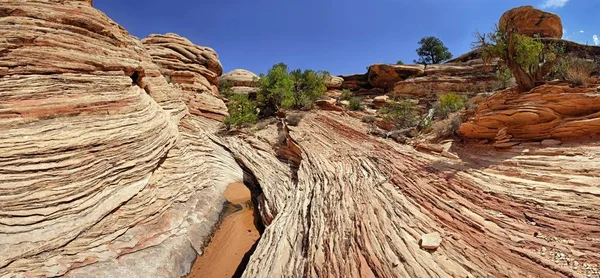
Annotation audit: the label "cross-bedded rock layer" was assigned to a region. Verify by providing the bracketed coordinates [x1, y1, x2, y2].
[226, 111, 600, 277]
[459, 85, 600, 140]
[0, 1, 241, 277]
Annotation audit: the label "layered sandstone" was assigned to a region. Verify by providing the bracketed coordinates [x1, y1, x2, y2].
[142, 33, 228, 120]
[225, 110, 600, 277]
[459, 85, 600, 140]
[325, 75, 344, 89]
[367, 64, 425, 88]
[220, 69, 259, 95]
[0, 1, 240, 277]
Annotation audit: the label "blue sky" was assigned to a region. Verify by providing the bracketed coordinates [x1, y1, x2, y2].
[96, 0, 598, 76]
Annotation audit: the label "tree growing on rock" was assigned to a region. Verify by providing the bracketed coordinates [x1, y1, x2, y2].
[414, 36, 453, 66]
[474, 24, 564, 92]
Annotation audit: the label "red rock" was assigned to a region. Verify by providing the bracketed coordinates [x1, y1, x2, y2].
[367, 64, 425, 88]
[459, 85, 600, 140]
[499, 6, 563, 38]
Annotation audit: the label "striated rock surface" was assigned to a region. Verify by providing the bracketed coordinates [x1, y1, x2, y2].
[391, 60, 497, 101]
[220, 69, 259, 95]
[458, 85, 600, 140]
[0, 1, 240, 277]
[142, 33, 228, 120]
[226, 110, 600, 277]
[499, 6, 562, 38]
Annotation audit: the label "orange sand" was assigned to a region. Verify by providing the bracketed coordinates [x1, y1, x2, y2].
[187, 183, 260, 278]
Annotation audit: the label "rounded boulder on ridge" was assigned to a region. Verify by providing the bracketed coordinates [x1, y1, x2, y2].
[499, 5, 562, 38]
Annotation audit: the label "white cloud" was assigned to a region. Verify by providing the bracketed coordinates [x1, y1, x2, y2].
[593, 35, 599, 46]
[580, 30, 585, 33]
[540, 0, 569, 9]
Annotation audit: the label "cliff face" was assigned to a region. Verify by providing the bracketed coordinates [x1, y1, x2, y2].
[0, 1, 241, 277]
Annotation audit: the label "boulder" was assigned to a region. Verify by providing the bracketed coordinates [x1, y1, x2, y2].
[220, 69, 258, 87]
[220, 69, 260, 96]
[368, 64, 425, 88]
[499, 6, 562, 38]
[325, 75, 344, 89]
[373, 95, 389, 108]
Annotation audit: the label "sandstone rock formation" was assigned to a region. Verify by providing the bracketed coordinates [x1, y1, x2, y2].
[390, 59, 497, 103]
[142, 33, 228, 121]
[220, 69, 259, 95]
[458, 85, 600, 140]
[225, 110, 600, 277]
[3, 2, 600, 278]
[0, 1, 241, 277]
[341, 73, 370, 90]
[338, 57, 498, 105]
[325, 75, 344, 89]
[367, 64, 425, 88]
[499, 5, 562, 38]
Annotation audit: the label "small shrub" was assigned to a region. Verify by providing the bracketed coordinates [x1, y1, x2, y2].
[257, 63, 329, 116]
[555, 56, 596, 86]
[431, 112, 463, 139]
[435, 93, 466, 118]
[349, 97, 363, 111]
[361, 115, 377, 124]
[219, 79, 235, 98]
[495, 66, 514, 89]
[379, 100, 419, 129]
[224, 94, 258, 128]
[286, 113, 304, 126]
[339, 89, 353, 101]
[396, 60, 405, 65]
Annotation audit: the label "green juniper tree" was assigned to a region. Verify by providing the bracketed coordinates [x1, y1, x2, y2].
[414, 36, 453, 66]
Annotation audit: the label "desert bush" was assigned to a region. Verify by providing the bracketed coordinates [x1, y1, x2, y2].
[257, 63, 329, 116]
[435, 93, 466, 118]
[286, 112, 305, 126]
[224, 94, 258, 128]
[431, 112, 463, 139]
[555, 56, 596, 86]
[349, 97, 363, 111]
[339, 89, 353, 101]
[361, 115, 377, 124]
[379, 100, 419, 129]
[495, 66, 514, 89]
[219, 79, 235, 98]
[396, 60, 405, 65]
